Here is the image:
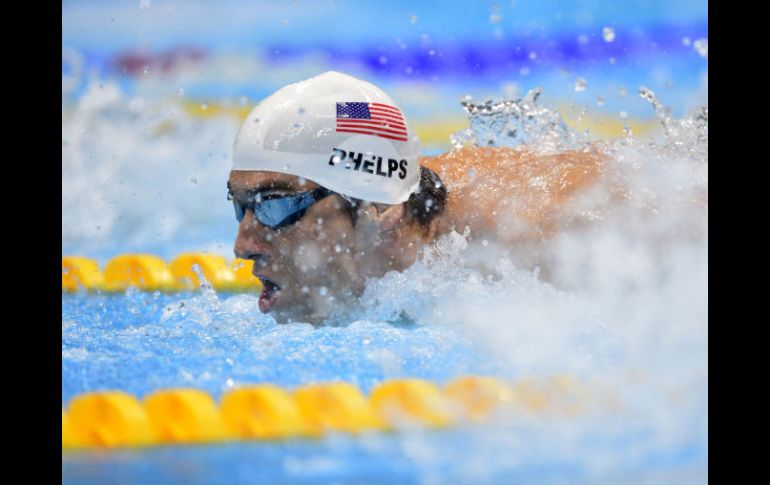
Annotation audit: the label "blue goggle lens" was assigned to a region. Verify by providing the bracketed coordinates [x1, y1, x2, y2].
[233, 188, 331, 229]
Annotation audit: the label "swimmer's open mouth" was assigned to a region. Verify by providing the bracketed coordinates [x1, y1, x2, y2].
[257, 276, 281, 313]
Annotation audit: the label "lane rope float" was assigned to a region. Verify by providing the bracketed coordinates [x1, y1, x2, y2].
[63, 375, 605, 450]
[63, 254, 263, 293]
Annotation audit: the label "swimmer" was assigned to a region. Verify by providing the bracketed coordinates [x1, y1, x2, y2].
[228, 71, 605, 323]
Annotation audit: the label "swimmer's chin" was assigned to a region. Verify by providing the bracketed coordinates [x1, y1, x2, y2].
[266, 301, 328, 326]
[265, 292, 360, 326]
[259, 281, 363, 325]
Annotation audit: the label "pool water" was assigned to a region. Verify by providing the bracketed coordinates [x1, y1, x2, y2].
[62, 284, 707, 484]
[63, 425, 706, 485]
[62, 290, 499, 404]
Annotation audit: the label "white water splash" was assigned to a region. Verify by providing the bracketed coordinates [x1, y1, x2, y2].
[62, 75, 240, 259]
[450, 88, 586, 153]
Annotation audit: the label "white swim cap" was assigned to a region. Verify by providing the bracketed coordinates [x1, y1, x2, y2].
[232, 71, 421, 204]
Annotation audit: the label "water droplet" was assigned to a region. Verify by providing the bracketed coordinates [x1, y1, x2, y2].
[226, 378, 234, 387]
[481, 240, 489, 247]
[693, 38, 708, 58]
[429, 49, 436, 56]
[529, 51, 537, 60]
[253, 117, 261, 124]
[201, 102, 208, 110]
[489, 14, 502, 24]
[619, 86, 628, 97]
[301, 286, 309, 294]
[577, 34, 589, 45]
[638, 86, 656, 104]
[226, 358, 234, 366]
[239, 96, 248, 106]
[410, 14, 418, 23]
[619, 110, 628, 119]
[602, 27, 615, 42]
[319, 286, 328, 296]
[363, 338, 371, 345]
[282, 19, 289, 26]
[682, 37, 692, 46]
[143, 66, 150, 74]
[519, 67, 530, 76]
[379, 55, 388, 65]
[623, 125, 633, 137]
[297, 107, 305, 115]
[596, 96, 605, 106]
[334, 244, 341, 253]
[177, 88, 184, 96]
[574, 78, 587, 92]
[190, 176, 198, 184]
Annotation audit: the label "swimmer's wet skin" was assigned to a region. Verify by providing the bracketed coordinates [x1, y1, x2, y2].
[229, 71, 606, 324]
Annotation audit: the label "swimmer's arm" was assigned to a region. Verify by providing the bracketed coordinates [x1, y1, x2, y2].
[418, 145, 608, 190]
[419, 145, 611, 240]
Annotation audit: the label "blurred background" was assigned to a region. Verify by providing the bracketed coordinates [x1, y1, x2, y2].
[62, 0, 707, 259]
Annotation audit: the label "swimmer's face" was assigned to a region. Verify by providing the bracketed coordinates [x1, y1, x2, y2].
[228, 170, 363, 323]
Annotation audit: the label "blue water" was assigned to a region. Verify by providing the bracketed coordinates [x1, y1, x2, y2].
[62, 291, 498, 404]
[63, 429, 706, 485]
[62, 283, 707, 484]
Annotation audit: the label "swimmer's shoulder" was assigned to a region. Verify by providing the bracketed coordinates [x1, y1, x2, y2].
[419, 147, 519, 185]
[420, 145, 607, 181]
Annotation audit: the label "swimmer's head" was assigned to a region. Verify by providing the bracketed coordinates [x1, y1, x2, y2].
[232, 71, 421, 204]
[228, 71, 447, 324]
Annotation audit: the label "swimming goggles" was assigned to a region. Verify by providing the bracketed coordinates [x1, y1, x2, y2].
[230, 187, 333, 229]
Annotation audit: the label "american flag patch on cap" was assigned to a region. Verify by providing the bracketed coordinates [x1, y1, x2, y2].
[336, 102, 408, 142]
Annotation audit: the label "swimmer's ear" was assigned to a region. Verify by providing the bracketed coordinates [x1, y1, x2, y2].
[376, 204, 405, 232]
[360, 203, 404, 232]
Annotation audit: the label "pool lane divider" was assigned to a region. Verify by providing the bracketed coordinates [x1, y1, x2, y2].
[62, 254, 263, 293]
[63, 375, 594, 450]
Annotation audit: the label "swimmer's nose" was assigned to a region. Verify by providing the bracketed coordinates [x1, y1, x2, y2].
[234, 214, 272, 268]
[234, 245, 270, 271]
